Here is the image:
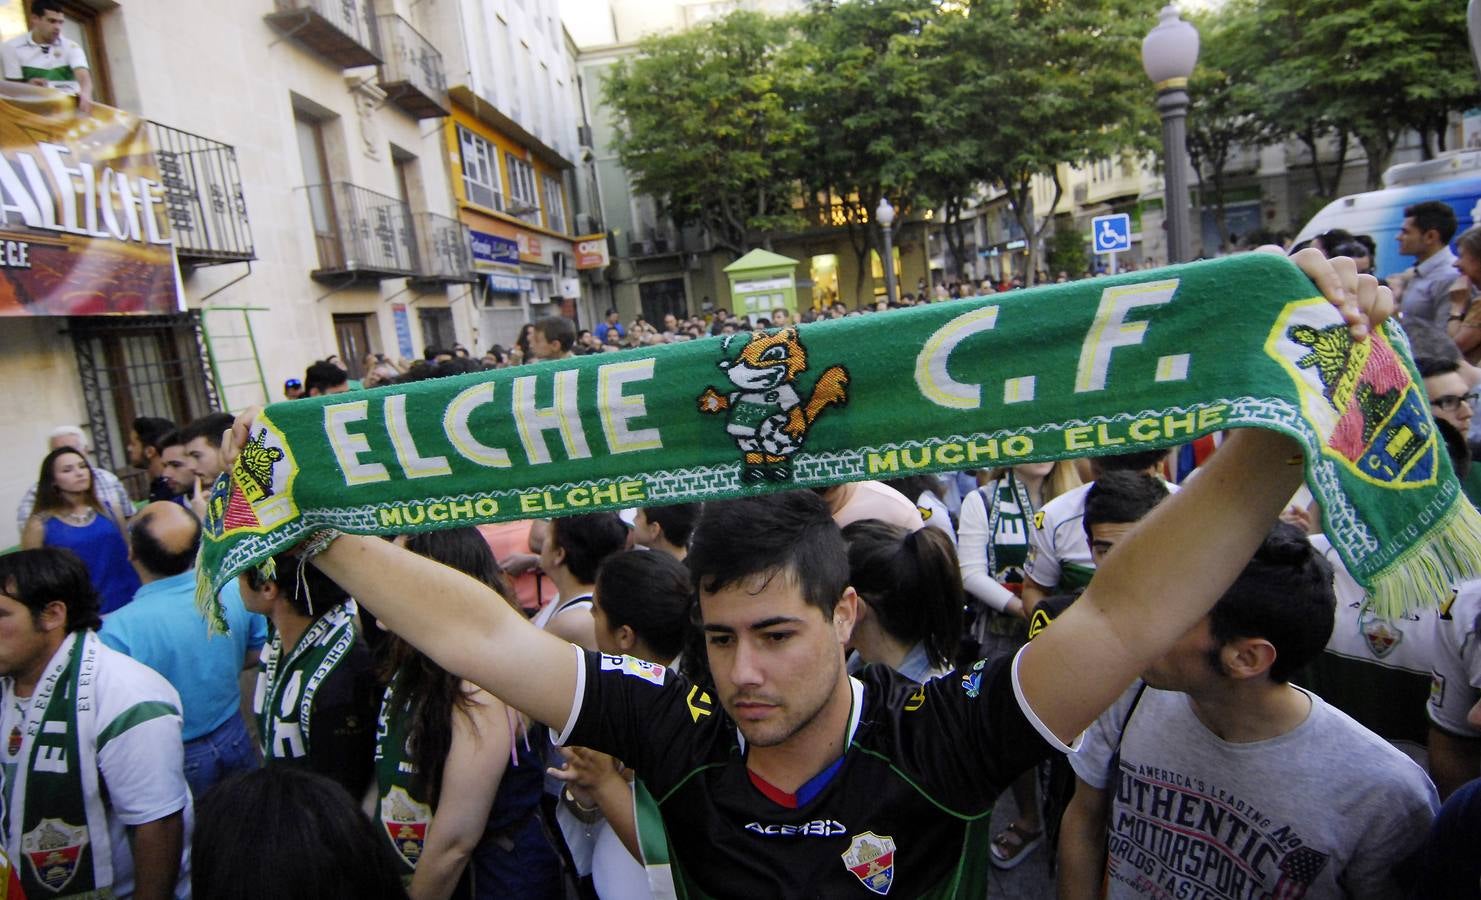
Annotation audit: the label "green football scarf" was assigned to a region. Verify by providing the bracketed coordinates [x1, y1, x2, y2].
[256, 601, 359, 762]
[4, 632, 113, 899]
[373, 671, 433, 883]
[979, 473, 1036, 584]
[197, 254, 1481, 624]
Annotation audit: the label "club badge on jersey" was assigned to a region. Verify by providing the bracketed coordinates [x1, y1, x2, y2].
[841, 831, 897, 895]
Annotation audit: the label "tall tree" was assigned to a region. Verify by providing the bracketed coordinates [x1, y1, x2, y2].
[601, 12, 810, 257]
[921, 0, 1157, 285]
[793, 0, 938, 303]
[1185, 8, 1264, 253]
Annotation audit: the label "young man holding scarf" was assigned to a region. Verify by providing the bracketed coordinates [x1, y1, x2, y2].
[222, 251, 1390, 897]
[0, 548, 189, 899]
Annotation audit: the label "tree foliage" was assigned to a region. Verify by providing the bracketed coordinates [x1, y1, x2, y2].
[601, 0, 1480, 291]
[1211, 0, 1480, 201]
[601, 12, 808, 256]
[917, 0, 1158, 283]
[793, 0, 938, 300]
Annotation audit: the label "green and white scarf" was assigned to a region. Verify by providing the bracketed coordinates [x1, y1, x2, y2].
[373, 671, 432, 883]
[980, 473, 1037, 586]
[3, 632, 112, 899]
[197, 254, 1481, 622]
[256, 601, 359, 763]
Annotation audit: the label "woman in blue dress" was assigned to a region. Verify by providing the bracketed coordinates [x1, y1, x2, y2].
[20, 447, 139, 614]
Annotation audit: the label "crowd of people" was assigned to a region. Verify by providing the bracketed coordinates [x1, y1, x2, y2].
[6, 244, 1481, 899]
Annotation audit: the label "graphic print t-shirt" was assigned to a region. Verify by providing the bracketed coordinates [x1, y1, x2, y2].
[1068, 683, 1437, 899]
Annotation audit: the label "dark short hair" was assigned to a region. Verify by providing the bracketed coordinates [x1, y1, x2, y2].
[1405, 200, 1458, 245]
[132, 416, 177, 451]
[643, 503, 700, 548]
[193, 767, 408, 900]
[179, 412, 236, 450]
[1083, 471, 1170, 542]
[0, 548, 102, 632]
[1404, 321, 1462, 364]
[1417, 356, 1462, 379]
[423, 346, 448, 361]
[1096, 449, 1168, 474]
[1209, 522, 1334, 683]
[535, 316, 576, 353]
[550, 513, 628, 584]
[130, 510, 201, 578]
[1435, 418, 1472, 481]
[843, 519, 963, 671]
[247, 550, 350, 619]
[157, 428, 185, 451]
[594, 551, 693, 661]
[30, 1, 65, 16]
[304, 361, 348, 396]
[688, 491, 849, 620]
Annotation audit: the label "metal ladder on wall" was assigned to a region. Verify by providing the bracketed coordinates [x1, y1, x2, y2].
[198, 306, 270, 413]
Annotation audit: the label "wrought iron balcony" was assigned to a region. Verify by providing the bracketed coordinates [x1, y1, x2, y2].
[265, 0, 381, 69]
[302, 182, 415, 281]
[377, 15, 448, 118]
[147, 122, 254, 266]
[411, 212, 475, 284]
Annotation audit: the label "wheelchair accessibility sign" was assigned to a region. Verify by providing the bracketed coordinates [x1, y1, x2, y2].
[1092, 214, 1132, 253]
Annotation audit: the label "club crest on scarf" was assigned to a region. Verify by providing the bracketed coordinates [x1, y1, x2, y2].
[1267, 300, 1438, 488]
[379, 786, 431, 870]
[841, 831, 896, 895]
[204, 418, 300, 540]
[21, 818, 86, 894]
[696, 327, 849, 484]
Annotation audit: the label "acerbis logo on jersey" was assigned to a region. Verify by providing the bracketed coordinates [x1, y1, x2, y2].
[744, 819, 846, 837]
[841, 831, 897, 895]
[599, 654, 666, 685]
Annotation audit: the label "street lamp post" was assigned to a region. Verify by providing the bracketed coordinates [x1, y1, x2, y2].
[1142, 4, 1199, 265]
[876, 197, 898, 305]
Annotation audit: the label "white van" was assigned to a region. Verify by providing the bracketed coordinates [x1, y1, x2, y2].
[1294, 151, 1481, 279]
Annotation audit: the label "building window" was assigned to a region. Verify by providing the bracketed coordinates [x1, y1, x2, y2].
[458, 126, 503, 212]
[505, 153, 541, 225]
[542, 174, 566, 234]
[69, 314, 216, 488]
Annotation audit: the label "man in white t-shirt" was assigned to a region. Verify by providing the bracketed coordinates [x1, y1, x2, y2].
[1059, 523, 1438, 899]
[1426, 578, 1481, 799]
[0, 548, 190, 899]
[2, 0, 93, 115]
[1021, 449, 1173, 606]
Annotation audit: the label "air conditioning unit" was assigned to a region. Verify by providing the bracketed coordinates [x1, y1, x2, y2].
[577, 124, 593, 147]
[630, 240, 654, 257]
[575, 213, 600, 234]
[652, 237, 670, 254]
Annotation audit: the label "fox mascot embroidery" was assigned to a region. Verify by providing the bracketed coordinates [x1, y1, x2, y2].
[697, 327, 849, 483]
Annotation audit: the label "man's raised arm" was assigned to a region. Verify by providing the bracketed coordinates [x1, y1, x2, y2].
[314, 534, 579, 731]
[1019, 252, 1390, 745]
[223, 415, 578, 731]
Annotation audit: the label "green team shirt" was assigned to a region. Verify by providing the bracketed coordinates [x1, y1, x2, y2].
[3, 33, 88, 94]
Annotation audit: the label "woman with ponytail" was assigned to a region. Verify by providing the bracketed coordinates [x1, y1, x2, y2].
[842, 520, 964, 683]
[377, 528, 562, 899]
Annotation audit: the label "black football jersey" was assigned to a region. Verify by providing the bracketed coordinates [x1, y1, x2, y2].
[559, 649, 1053, 898]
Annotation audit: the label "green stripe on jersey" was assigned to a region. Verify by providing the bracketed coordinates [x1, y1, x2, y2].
[97, 700, 179, 751]
[20, 64, 75, 83]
